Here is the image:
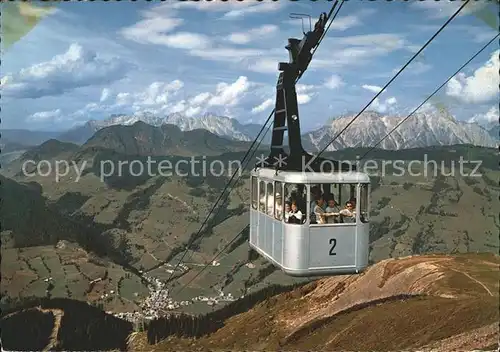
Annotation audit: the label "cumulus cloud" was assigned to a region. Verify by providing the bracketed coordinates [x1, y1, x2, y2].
[119, 1, 281, 52]
[247, 58, 279, 74]
[248, 34, 402, 74]
[362, 84, 383, 93]
[228, 25, 278, 45]
[251, 98, 274, 114]
[2, 43, 130, 99]
[368, 96, 398, 114]
[221, 1, 283, 19]
[120, 16, 211, 50]
[28, 109, 62, 122]
[170, 0, 284, 19]
[207, 76, 252, 106]
[445, 50, 499, 104]
[412, 0, 491, 19]
[72, 76, 256, 119]
[468, 105, 499, 125]
[308, 33, 409, 72]
[296, 84, 316, 105]
[250, 85, 314, 115]
[114, 80, 184, 109]
[324, 75, 345, 89]
[100, 88, 110, 102]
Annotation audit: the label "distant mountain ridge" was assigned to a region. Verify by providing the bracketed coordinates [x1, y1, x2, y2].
[2, 110, 496, 154]
[57, 112, 269, 146]
[303, 111, 496, 151]
[82, 121, 253, 157]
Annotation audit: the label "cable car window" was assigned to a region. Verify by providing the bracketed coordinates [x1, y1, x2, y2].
[266, 183, 274, 216]
[309, 183, 340, 224]
[274, 181, 283, 220]
[359, 183, 369, 223]
[259, 180, 266, 213]
[251, 176, 257, 209]
[311, 183, 357, 225]
[284, 183, 306, 224]
[339, 183, 357, 223]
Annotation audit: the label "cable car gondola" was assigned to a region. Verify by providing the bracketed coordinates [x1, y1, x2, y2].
[248, 10, 371, 277]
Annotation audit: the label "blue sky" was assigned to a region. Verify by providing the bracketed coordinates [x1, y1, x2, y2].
[2, 0, 499, 132]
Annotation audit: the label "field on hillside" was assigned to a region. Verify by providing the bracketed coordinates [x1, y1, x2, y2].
[1, 145, 498, 315]
[131, 253, 499, 352]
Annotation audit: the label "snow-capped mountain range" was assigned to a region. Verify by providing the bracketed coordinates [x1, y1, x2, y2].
[303, 111, 497, 151]
[52, 110, 497, 150]
[58, 112, 265, 145]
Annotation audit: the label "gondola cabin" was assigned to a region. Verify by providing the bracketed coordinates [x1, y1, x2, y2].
[249, 168, 370, 276]
[248, 9, 371, 276]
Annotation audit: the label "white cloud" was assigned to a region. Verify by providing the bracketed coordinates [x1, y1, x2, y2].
[445, 50, 499, 104]
[368, 96, 398, 114]
[207, 76, 252, 106]
[190, 47, 264, 63]
[328, 15, 361, 31]
[2, 43, 130, 99]
[100, 88, 110, 102]
[120, 17, 183, 43]
[170, 0, 284, 19]
[28, 109, 62, 122]
[119, 6, 211, 50]
[72, 76, 256, 120]
[468, 105, 499, 125]
[222, 1, 283, 19]
[191, 92, 211, 106]
[310, 33, 408, 71]
[228, 25, 278, 45]
[185, 106, 202, 118]
[334, 34, 406, 49]
[324, 75, 345, 89]
[247, 58, 279, 74]
[297, 94, 312, 105]
[362, 84, 383, 93]
[412, 0, 491, 19]
[251, 98, 274, 114]
[121, 16, 211, 50]
[118, 80, 184, 108]
[296, 84, 316, 105]
[159, 32, 212, 50]
[250, 84, 315, 108]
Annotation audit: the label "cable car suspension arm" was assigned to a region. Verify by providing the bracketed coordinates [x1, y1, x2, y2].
[265, 0, 351, 172]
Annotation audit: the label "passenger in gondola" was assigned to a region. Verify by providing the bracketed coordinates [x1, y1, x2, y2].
[287, 201, 303, 224]
[324, 195, 340, 223]
[340, 201, 356, 223]
[310, 186, 322, 214]
[313, 196, 327, 224]
[284, 201, 291, 222]
[349, 198, 357, 208]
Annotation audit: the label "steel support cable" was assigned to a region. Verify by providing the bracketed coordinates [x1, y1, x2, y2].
[313, 0, 471, 160]
[181, 115, 274, 266]
[358, 33, 500, 161]
[175, 0, 343, 271]
[181, 117, 274, 265]
[164, 112, 274, 284]
[172, 2, 345, 295]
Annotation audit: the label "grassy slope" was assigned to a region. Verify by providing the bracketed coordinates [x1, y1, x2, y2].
[1, 145, 498, 314]
[130, 253, 499, 351]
